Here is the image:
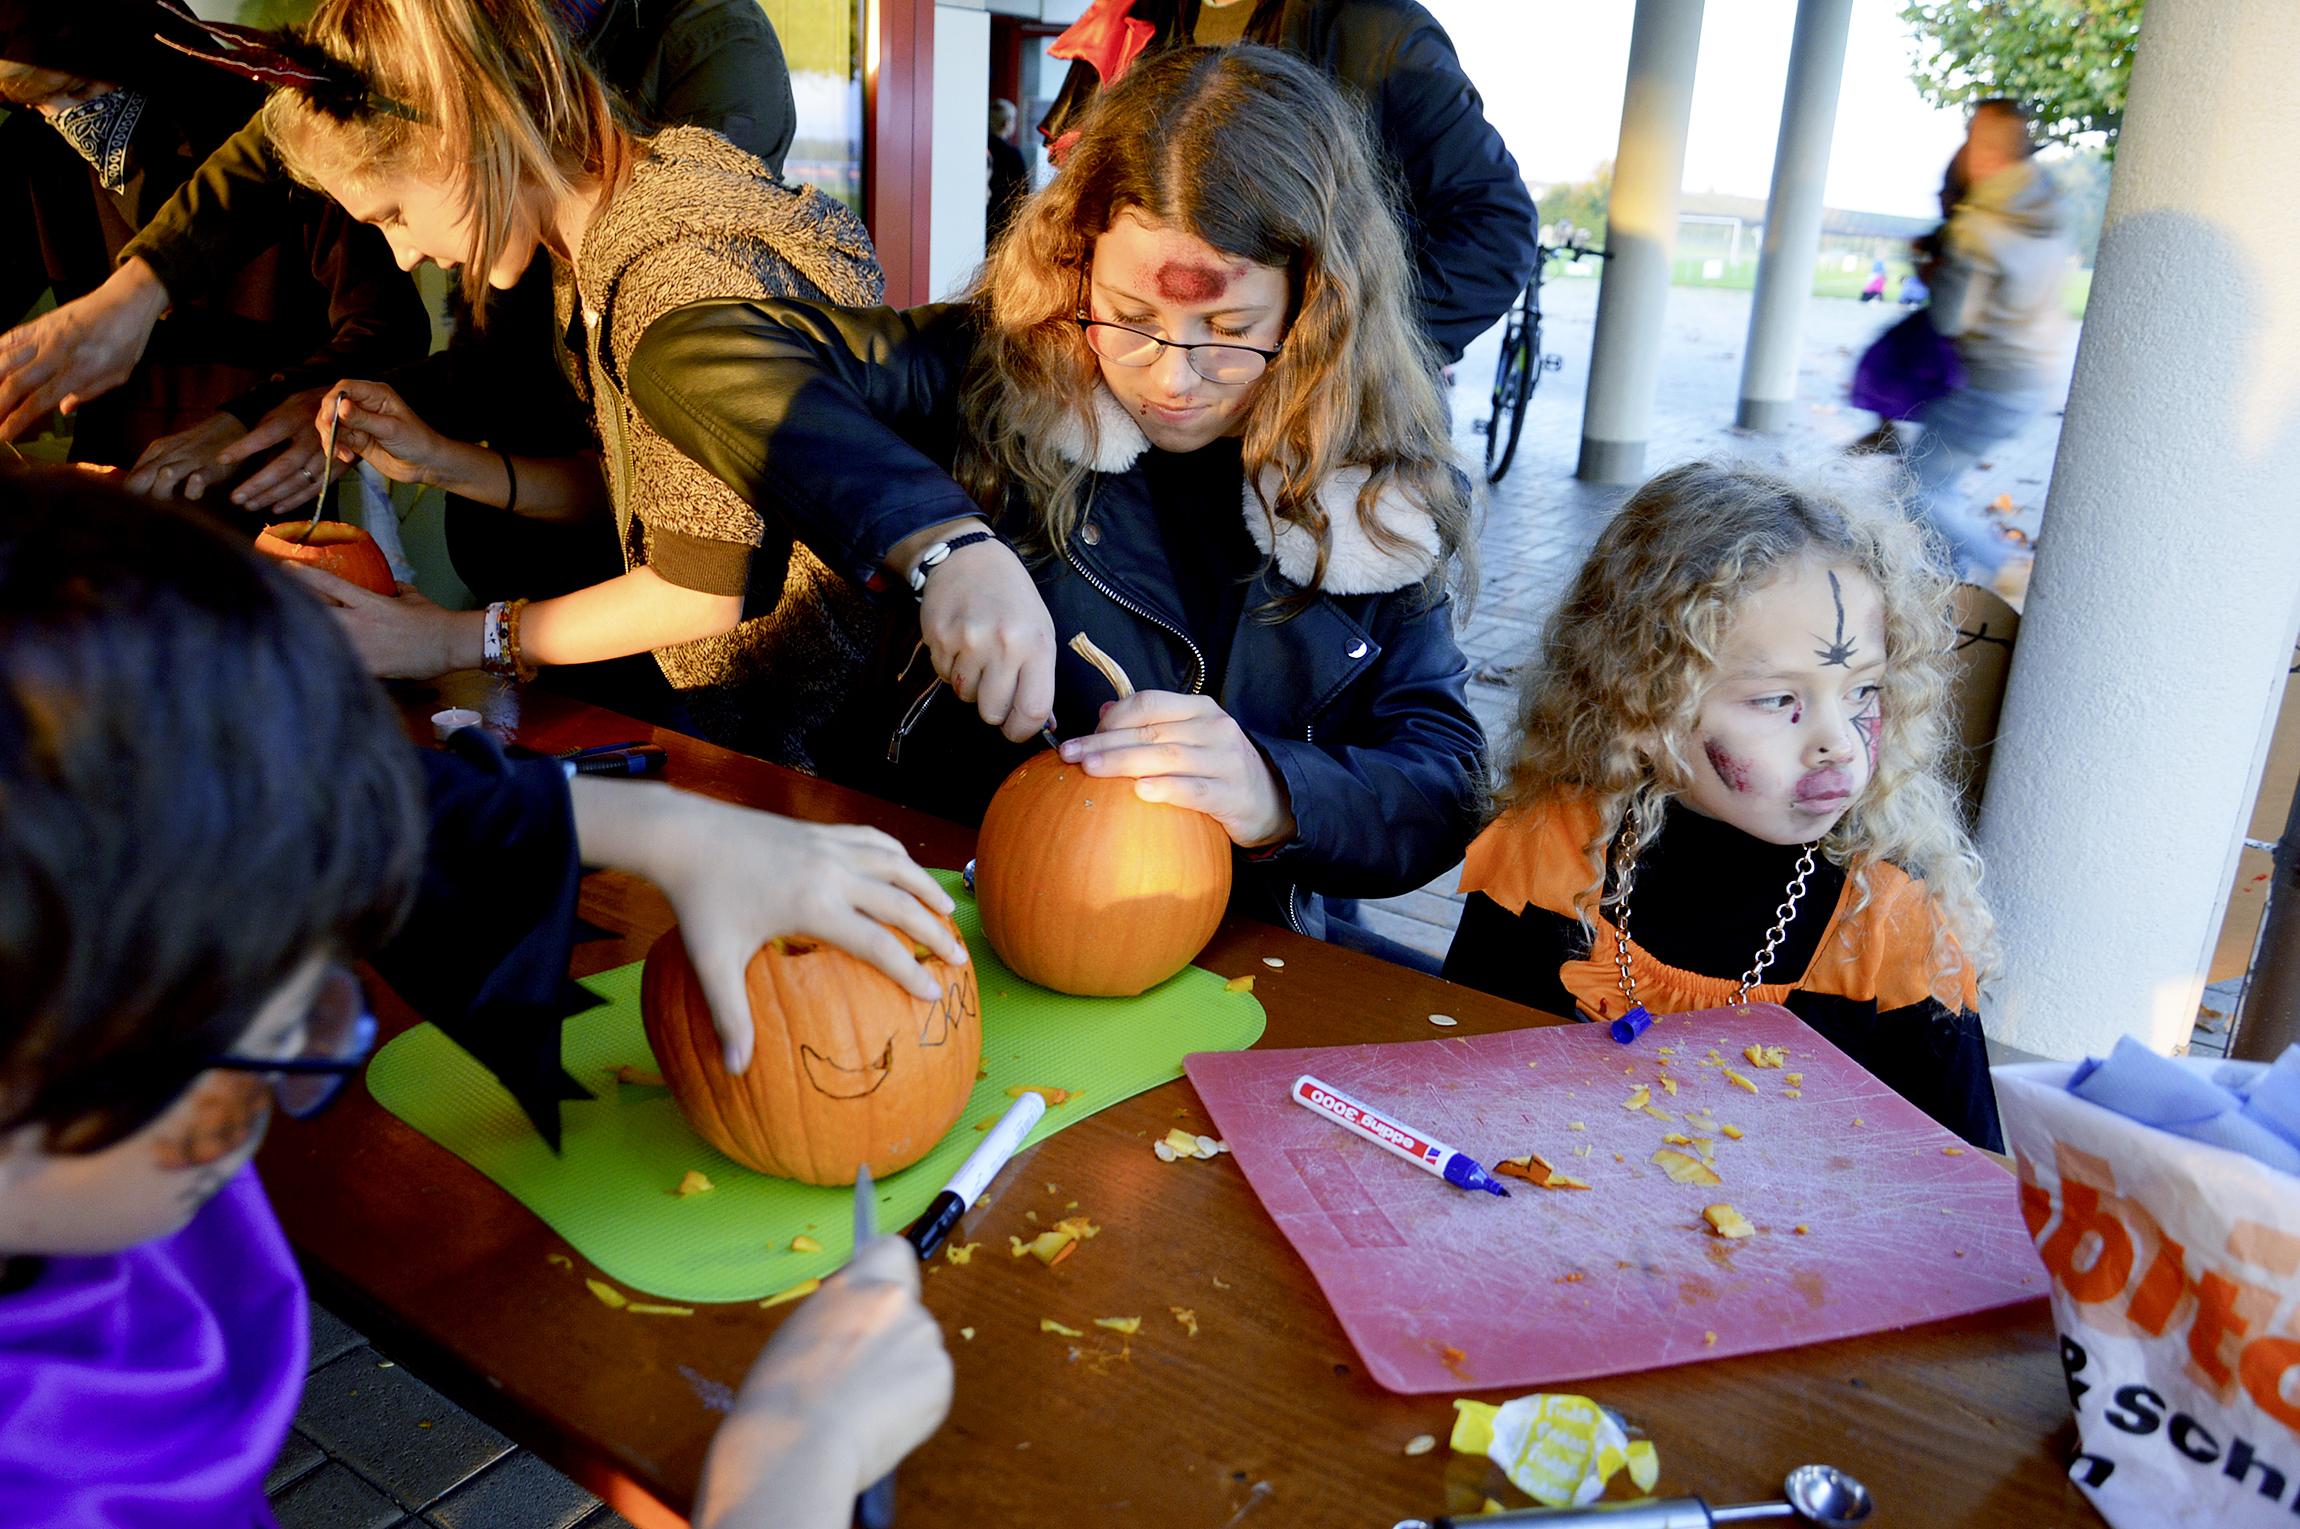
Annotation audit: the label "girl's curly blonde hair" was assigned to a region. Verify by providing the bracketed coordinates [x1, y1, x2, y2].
[1501, 459, 1995, 999]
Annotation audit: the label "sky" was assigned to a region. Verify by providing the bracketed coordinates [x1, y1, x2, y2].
[1422, 0, 1973, 220]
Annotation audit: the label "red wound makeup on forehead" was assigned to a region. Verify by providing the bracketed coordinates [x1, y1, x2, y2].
[1152, 261, 1237, 302]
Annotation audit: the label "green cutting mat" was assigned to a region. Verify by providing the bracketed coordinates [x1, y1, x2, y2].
[365, 871, 1266, 1303]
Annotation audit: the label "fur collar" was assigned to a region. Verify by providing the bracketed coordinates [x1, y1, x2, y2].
[1044, 387, 1442, 595]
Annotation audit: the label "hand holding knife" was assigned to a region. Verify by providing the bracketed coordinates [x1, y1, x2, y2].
[850, 1091, 1047, 1527]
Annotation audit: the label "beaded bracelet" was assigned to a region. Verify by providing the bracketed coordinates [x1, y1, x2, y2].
[501, 596, 538, 683]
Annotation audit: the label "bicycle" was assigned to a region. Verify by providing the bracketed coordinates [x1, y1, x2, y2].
[1476, 222, 1605, 485]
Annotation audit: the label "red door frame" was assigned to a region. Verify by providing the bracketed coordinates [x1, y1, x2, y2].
[866, 0, 938, 308]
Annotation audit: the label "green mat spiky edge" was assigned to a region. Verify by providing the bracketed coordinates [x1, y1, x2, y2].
[364, 870, 1265, 1303]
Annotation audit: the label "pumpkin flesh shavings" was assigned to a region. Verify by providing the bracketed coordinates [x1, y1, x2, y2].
[945, 1241, 981, 1265]
[1007, 1085, 1074, 1106]
[760, 1278, 820, 1309]
[1721, 1068, 1759, 1094]
[545, 1253, 572, 1269]
[1658, 1076, 1679, 1096]
[1224, 974, 1255, 993]
[1170, 1306, 1198, 1336]
[1743, 1044, 1790, 1069]
[586, 1279, 628, 1309]
[1011, 1216, 1100, 1266]
[1651, 1149, 1722, 1186]
[673, 1170, 714, 1197]
[1703, 1204, 1756, 1239]
[627, 1302, 695, 1316]
[1041, 1318, 1084, 1337]
[790, 1234, 823, 1253]
[1154, 1127, 1228, 1161]
[1495, 1153, 1590, 1190]
[1620, 1085, 1651, 1111]
[1094, 1316, 1141, 1334]
[614, 1064, 665, 1086]
[1720, 1123, 1745, 1140]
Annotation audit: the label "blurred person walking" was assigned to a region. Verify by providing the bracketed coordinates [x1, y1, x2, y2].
[1902, 99, 2070, 584]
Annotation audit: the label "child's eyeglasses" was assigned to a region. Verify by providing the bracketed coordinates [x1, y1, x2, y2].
[198, 966, 378, 1120]
[1075, 318, 1283, 385]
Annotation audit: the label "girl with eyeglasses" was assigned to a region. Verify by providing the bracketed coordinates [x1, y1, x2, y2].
[632, 44, 1484, 954]
[0, 470, 958, 1526]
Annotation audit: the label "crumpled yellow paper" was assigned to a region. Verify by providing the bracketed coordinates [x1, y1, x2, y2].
[1449, 1393, 1660, 1507]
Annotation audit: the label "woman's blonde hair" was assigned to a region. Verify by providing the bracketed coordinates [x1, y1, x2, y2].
[261, 0, 636, 312]
[1502, 460, 1995, 997]
[955, 44, 1470, 601]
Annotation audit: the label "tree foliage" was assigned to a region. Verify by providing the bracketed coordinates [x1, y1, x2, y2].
[1900, 0, 2143, 149]
[1537, 162, 1612, 248]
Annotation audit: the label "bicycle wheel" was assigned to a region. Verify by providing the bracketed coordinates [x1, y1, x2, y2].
[1484, 312, 1528, 482]
[1489, 315, 1539, 484]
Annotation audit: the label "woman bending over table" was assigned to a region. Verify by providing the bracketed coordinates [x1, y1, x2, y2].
[260, 0, 886, 771]
[629, 44, 1486, 948]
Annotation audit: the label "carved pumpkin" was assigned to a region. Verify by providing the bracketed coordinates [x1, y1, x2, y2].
[253, 520, 395, 596]
[975, 752, 1233, 996]
[639, 916, 980, 1186]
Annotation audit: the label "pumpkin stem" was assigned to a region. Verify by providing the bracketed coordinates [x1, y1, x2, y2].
[1067, 633, 1135, 700]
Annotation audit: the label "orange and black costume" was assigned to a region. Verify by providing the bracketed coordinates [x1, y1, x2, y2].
[1443, 793, 2002, 1149]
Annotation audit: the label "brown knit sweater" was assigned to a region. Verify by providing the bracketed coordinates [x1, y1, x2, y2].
[557, 126, 885, 769]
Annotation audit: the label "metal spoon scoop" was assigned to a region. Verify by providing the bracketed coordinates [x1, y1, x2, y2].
[1389, 1464, 1873, 1529]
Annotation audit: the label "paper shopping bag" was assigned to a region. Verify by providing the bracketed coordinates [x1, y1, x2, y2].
[1996, 1060, 2300, 1529]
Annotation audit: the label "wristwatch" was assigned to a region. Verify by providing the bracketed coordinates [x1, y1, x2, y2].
[907, 529, 1002, 594]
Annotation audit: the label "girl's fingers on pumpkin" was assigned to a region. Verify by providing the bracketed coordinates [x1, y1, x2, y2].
[845, 876, 966, 972]
[828, 826, 959, 919]
[276, 560, 377, 609]
[821, 911, 947, 1002]
[687, 941, 758, 1075]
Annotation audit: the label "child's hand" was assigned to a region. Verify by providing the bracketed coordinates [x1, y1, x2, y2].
[693, 1235, 953, 1529]
[567, 782, 967, 1073]
[276, 564, 476, 679]
[1057, 690, 1296, 849]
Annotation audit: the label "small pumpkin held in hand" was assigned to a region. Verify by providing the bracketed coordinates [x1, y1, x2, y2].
[253, 520, 395, 596]
[974, 634, 1232, 997]
[640, 915, 980, 1186]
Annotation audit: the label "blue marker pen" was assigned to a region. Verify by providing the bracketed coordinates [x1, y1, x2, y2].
[1291, 1075, 1511, 1197]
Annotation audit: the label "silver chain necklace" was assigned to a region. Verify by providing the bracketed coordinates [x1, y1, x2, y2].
[1608, 817, 1820, 1013]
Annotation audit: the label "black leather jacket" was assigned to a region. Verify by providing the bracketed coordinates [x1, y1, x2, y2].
[628, 297, 1485, 935]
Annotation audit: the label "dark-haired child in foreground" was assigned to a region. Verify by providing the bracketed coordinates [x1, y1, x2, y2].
[0, 471, 950, 1527]
[1442, 462, 2003, 1149]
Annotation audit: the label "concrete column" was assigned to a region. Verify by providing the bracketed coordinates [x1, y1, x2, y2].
[1734, 0, 1854, 433]
[1577, 0, 1705, 484]
[1976, 0, 2300, 1059]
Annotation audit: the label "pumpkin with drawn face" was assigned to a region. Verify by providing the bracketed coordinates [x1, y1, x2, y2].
[639, 916, 980, 1186]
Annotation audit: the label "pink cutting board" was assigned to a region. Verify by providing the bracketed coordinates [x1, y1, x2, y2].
[1184, 1004, 2045, 1395]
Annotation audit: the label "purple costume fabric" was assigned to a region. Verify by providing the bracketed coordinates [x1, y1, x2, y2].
[0, 1166, 305, 1528]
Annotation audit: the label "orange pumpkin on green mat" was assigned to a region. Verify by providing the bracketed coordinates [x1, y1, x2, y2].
[974, 751, 1233, 997]
[253, 520, 395, 596]
[639, 917, 980, 1185]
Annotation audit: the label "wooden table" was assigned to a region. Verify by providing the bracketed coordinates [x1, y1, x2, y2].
[258, 677, 2101, 1528]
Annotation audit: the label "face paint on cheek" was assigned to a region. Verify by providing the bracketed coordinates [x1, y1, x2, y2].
[1151, 261, 1237, 303]
[1704, 739, 1756, 794]
[1853, 706, 1882, 772]
[151, 1072, 271, 1172]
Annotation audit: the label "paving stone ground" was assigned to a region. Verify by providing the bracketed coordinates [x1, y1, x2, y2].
[281, 277, 2084, 1525]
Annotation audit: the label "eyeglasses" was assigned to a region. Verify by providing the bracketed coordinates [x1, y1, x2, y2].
[1076, 318, 1283, 385]
[198, 966, 378, 1120]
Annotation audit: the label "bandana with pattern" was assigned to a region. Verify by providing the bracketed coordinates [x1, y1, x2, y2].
[47, 88, 148, 191]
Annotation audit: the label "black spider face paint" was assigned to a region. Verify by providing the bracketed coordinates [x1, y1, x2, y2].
[1813, 570, 1859, 668]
